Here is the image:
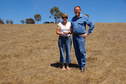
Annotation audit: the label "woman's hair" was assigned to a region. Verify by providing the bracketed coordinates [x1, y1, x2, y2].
[62, 14, 68, 19]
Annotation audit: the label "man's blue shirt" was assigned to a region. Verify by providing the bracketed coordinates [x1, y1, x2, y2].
[71, 14, 95, 35]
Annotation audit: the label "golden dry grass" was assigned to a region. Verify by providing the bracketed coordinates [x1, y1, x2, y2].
[0, 23, 126, 84]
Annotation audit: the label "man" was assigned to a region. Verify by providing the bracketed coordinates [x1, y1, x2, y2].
[71, 6, 95, 72]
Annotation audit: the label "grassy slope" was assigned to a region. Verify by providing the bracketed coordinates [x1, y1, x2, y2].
[0, 23, 126, 84]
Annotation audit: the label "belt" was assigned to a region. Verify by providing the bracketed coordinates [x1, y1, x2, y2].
[73, 33, 85, 36]
[59, 35, 71, 38]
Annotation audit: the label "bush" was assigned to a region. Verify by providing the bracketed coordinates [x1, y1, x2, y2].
[0, 19, 4, 24]
[25, 18, 35, 24]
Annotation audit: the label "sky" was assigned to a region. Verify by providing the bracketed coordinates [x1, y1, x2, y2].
[0, 0, 126, 24]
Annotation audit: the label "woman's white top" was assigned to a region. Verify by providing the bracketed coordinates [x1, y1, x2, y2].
[57, 21, 71, 37]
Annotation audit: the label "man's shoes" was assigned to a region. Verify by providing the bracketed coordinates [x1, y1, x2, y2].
[80, 67, 85, 72]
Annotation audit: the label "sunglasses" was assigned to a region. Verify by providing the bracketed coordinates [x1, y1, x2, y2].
[62, 17, 68, 19]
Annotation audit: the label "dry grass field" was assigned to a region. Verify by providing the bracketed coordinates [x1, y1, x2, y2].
[0, 23, 126, 84]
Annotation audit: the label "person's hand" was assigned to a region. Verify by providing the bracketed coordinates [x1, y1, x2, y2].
[63, 31, 71, 34]
[80, 33, 89, 38]
[60, 32, 65, 36]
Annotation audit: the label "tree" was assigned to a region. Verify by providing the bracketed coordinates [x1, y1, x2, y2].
[6, 20, 13, 24]
[84, 14, 90, 17]
[25, 18, 35, 24]
[0, 19, 4, 24]
[34, 14, 41, 24]
[50, 7, 63, 23]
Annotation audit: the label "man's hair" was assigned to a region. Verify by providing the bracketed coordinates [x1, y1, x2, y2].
[74, 6, 81, 10]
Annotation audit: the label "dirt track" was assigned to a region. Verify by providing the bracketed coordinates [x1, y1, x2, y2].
[0, 23, 126, 84]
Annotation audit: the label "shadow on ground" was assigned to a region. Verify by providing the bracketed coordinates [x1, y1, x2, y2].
[50, 62, 79, 68]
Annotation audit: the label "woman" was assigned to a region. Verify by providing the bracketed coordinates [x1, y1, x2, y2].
[56, 14, 72, 70]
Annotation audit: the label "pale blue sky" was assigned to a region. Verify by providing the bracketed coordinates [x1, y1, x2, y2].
[0, 0, 126, 24]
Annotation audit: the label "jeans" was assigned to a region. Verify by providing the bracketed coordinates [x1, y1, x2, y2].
[73, 35, 86, 68]
[58, 36, 72, 65]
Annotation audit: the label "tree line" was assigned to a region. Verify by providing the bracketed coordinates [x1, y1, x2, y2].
[0, 14, 41, 24]
[0, 7, 90, 24]
[0, 6, 65, 24]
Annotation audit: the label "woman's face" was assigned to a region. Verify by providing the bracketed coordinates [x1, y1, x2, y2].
[62, 17, 67, 23]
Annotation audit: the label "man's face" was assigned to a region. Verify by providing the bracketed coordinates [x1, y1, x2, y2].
[74, 7, 81, 16]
